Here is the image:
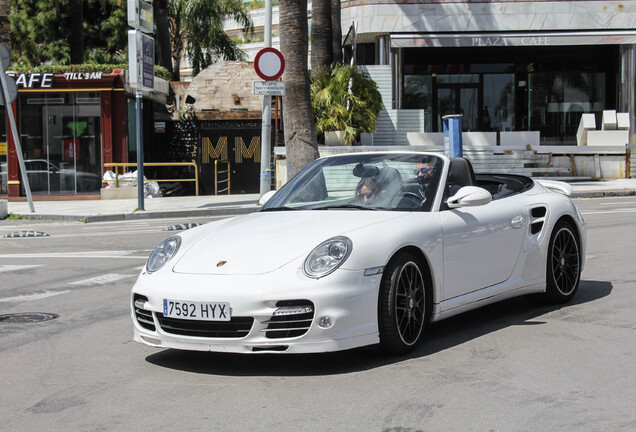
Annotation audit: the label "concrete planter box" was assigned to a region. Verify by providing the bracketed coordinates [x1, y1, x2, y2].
[100, 187, 137, 200]
[325, 131, 346, 146]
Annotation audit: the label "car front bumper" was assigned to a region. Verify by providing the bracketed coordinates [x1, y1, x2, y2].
[131, 266, 381, 354]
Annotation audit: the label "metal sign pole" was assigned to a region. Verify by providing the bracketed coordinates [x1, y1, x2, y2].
[136, 88, 144, 210]
[0, 72, 35, 212]
[259, 0, 273, 196]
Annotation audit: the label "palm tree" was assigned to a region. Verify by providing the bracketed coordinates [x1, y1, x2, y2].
[311, 64, 382, 145]
[167, 0, 253, 80]
[311, 0, 332, 76]
[279, 0, 320, 178]
[331, 0, 342, 64]
[154, 0, 174, 79]
[69, 0, 84, 63]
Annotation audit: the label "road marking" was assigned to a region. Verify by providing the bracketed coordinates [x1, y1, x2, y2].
[69, 273, 136, 286]
[37, 229, 161, 238]
[0, 290, 70, 303]
[0, 264, 44, 273]
[598, 201, 636, 206]
[0, 251, 149, 259]
[580, 209, 636, 215]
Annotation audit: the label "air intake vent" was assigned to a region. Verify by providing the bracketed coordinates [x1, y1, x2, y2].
[133, 294, 156, 331]
[156, 315, 254, 338]
[531, 207, 547, 218]
[264, 300, 315, 339]
[530, 206, 547, 235]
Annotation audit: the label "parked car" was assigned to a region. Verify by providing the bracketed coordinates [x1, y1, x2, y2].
[23, 159, 101, 193]
[131, 151, 586, 354]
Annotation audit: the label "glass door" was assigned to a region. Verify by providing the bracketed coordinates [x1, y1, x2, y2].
[19, 93, 102, 195]
[437, 86, 479, 131]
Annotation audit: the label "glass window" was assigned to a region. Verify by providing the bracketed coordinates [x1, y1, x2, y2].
[483, 74, 515, 132]
[437, 74, 479, 84]
[19, 93, 102, 195]
[529, 72, 605, 144]
[263, 153, 444, 212]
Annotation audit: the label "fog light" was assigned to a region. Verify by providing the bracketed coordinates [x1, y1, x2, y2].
[273, 306, 314, 316]
[318, 316, 334, 328]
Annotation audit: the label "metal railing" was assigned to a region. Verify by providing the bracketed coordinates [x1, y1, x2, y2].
[214, 159, 231, 195]
[103, 161, 199, 196]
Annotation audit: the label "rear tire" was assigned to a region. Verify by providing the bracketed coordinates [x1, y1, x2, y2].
[545, 221, 581, 303]
[378, 252, 428, 354]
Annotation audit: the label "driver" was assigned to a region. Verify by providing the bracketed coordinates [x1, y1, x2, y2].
[414, 161, 438, 205]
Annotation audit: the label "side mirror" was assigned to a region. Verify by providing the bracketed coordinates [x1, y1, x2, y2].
[447, 186, 492, 208]
[258, 190, 277, 206]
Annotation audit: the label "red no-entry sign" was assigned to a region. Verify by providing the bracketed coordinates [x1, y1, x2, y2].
[254, 47, 285, 81]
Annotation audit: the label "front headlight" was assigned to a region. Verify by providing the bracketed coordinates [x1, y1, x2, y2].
[304, 236, 353, 279]
[146, 236, 182, 273]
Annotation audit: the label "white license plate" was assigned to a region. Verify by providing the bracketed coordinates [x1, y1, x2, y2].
[163, 299, 231, 321]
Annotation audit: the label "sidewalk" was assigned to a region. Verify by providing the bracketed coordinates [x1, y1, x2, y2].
[2, 179, 636, 223]
[2, 194, 262, 223]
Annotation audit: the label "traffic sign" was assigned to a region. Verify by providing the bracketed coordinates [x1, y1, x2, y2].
[254, 81, 285, 96]
[0, 75, 17, 106]
[127, 0, 153, 34]
[254, 47, 285, 81]
[0, 44, 10, 71]
[128, 30, 155, 90]
[0, 45, 17, 105]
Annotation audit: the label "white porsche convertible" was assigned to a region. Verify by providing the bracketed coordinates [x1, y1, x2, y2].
[132, 152, 586, 354]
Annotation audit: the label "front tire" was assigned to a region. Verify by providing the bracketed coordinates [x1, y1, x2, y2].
[378, 252, 428, 354]
[545, 221, 581, 303]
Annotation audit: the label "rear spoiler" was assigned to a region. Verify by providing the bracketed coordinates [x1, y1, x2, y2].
[535, 180, 573, 196]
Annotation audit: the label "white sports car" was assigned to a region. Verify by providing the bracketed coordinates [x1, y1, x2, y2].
[131, 151, 586, 354]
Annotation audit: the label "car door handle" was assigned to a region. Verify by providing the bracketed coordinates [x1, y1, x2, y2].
[511, 215, 525, 229]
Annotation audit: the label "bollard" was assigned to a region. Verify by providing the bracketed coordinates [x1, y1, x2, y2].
[442, 114, 463, 158]
[0, 199, 7, 220]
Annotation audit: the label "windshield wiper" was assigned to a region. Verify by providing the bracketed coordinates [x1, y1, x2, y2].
[314, 204, 378, 211]
[260, 206, 296, 212]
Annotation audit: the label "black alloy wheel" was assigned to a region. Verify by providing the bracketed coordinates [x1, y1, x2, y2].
[378, 252, 428, 354]
[546, 221, 581, 303]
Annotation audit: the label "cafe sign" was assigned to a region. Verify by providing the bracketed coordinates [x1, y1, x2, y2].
[391, 31, 636, 48]
[11, 71, 104, 89]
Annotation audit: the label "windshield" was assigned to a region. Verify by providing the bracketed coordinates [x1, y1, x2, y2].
[262, 153, 444, 211]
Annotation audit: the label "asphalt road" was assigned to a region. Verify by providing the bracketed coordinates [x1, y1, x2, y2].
[0, 199, 635, 431]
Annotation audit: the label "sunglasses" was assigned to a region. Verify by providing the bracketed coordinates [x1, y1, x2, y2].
[414, 167, 432, 175]
[360, 191, 375, 199]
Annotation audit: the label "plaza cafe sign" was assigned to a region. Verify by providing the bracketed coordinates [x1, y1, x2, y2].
[10, 71, 104, 89]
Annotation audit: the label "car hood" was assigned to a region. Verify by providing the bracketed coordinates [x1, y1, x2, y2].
[171, 210, 405, 275]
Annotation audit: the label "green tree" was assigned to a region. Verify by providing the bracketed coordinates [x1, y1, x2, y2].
[311, 64, 382, 145]
[10, 0, 127, 66]
[167, 0, 253, 79]
[10, 0, 69, 64]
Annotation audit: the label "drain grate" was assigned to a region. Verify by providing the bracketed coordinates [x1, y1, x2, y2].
[2, 231, 50, 238]
[0, 312, 59, 323]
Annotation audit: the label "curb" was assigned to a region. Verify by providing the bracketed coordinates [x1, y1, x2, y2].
[5, 206, 261, 223]
[571, 190, 636, 198]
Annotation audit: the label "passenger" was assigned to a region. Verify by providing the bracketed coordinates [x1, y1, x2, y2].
[355, 177, 382, 205]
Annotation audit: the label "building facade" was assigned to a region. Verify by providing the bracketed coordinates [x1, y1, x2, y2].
[342, 0, 636, 146]
[0, 71, 169, 199]
[225, 1, 636, 147]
